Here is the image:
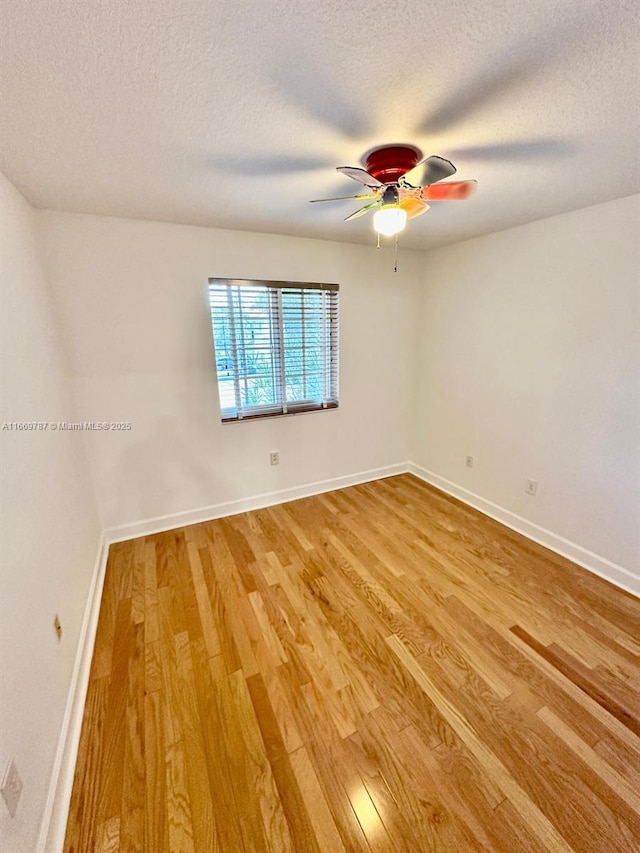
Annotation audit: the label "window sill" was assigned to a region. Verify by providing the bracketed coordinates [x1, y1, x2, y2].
[221, 403, 339, 424]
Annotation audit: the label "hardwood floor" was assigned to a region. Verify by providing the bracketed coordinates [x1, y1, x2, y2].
[64, 474, 640, 852]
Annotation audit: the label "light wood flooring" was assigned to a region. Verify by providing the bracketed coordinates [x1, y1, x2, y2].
[65, 474, 640, 851]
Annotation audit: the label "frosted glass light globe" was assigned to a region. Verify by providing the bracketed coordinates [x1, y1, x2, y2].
[373, 205, 407, 237]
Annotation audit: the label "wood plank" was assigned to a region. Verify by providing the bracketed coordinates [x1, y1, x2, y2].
[165, 742, 195, 853]
[190, 645, 246, 852]
[385, 633, 575, 852]
[229, 669, 293, 851]
[211, 657, 270, 853]
[288, 746, 347, 853]
[413, 635, 640, 849]
[143, 539, 160, 645]
[173, 631, 220, 851]
[537, 705, 640, 814]
[246, 671, 323, 853]
[119, 622, 145, 851]
[63, 677, 110, 852]
[143, 690, 169, 853]
[95, 816, 120, 853]
[511, 624, 640, 736]
[93, 598, 132, 827]
[185, 538, 221, 658]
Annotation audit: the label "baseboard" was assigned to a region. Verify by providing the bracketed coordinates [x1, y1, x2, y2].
[37, 533, 111, 853]
[105, 462, 408, 542]
[408, 463, 639, 598]
[107, 461, 638, 597]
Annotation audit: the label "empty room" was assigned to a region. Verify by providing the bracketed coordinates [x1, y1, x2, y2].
[1, 1, 639, 851]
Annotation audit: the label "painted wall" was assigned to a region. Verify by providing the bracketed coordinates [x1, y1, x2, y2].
[0, 175, 101, 851]
[413, 194, 640, 576]
[37, 212, 422, 532]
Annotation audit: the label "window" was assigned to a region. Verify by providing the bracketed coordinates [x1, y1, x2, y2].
[208, 278, 339, 422]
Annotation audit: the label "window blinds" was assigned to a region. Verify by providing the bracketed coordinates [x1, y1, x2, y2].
[208, 279, 339, 422]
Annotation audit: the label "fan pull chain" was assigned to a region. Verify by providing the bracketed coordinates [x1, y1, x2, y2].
[377, 231, 380, 249]
[394, 234, 399, 272]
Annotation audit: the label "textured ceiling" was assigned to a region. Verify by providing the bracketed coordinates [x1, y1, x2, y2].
[1, 0, 639, 249]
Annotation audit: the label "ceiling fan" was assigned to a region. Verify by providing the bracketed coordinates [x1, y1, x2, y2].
[311, 144, 477, 237]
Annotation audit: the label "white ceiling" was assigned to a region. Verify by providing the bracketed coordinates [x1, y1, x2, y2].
[1, 0, 638, 249]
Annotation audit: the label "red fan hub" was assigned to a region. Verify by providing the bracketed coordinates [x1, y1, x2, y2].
[364, 145, 422, 183]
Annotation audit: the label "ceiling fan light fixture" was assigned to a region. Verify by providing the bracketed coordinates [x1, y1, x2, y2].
[373, 205, 407, 237]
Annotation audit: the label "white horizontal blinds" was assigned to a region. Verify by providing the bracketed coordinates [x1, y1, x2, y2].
[209, 282, 282, 420]
[280, 287, 339, 411]
[208, 279, 339, 422]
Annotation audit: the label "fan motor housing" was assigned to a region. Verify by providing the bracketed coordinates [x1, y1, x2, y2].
[364, 145, 422, 183]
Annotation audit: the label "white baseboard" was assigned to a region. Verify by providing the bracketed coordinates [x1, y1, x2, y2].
[37, 533, 110, 853]
[105, 462, 408, 542]
[408, 463, 639, 598]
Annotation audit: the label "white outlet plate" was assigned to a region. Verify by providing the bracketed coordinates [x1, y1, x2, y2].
[1, 759, 23, 818]
[270, 451, 279, 466]
[525, 479, 538, 496]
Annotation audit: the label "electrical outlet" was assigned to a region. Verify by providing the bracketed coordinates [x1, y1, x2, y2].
[54, 614, 62, 641]
[1, 759, 23, 818]
[465, 455, 474, 468]
[525, 479, 538, 496]
[270, 451, 279, 466]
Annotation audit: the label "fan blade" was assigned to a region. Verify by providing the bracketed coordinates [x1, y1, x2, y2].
[337, 166, 384, 189]
[401, 155, 456, 188]
[419, 180, 477, 201]
[399, 197, 430, 219]
[310, 193, 377, 203]
[344, 200, 381, 221]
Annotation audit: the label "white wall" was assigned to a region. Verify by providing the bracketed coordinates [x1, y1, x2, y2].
[413, 194, 640, 578]
[37, 212, 422, 532]
[0, 175, 102, 851]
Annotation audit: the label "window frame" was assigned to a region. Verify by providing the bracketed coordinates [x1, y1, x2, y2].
[208, 278, 340, 423]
